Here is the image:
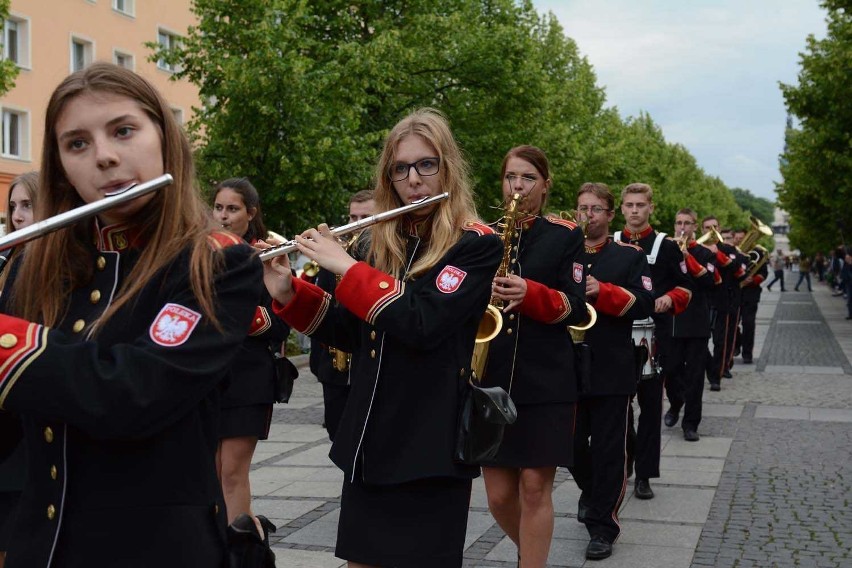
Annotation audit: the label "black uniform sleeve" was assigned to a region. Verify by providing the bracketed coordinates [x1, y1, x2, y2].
[0, 245, 262, 440]
[594, 250, 655, 320]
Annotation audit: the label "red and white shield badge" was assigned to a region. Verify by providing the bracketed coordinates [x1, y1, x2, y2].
[436, 265, 467, 294]
[642, 276, 653, 291]
[149, 303, 202, 347]
[573, 262, 584, 283]
[707, 262, 715, 272]
[680, 260, 688, 274]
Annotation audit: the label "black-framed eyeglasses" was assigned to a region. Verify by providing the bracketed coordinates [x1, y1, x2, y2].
[577, 205, 610, 215]
[505, 174, 537, 190]
[389, 157, 441, 182]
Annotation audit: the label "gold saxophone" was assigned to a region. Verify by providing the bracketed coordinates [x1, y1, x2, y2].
[329, 232, 362, 372]
[469, 193, 524, 380]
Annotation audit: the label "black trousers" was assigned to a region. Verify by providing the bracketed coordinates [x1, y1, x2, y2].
[321, 382, 350, 442]
[726, 307, 741, 370]
[739, 301, 758, 360]
[766, 269, 784, 290]
[706, 310, 732, 385]
[664, 337, 708, 431]
[570, 396, 630, 543]
[626, 355, 663, 481]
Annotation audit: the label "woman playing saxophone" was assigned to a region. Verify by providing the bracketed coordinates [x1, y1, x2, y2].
[480, 146, 587, 567]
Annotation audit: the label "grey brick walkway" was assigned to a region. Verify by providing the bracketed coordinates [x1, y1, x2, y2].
[250, 275, 852, 567]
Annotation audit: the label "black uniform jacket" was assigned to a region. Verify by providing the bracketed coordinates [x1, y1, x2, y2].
[672, 242, 718, 339]
[710, 243, 748, 314]
[483, 216, 587, 405]
[275, 221, 502, 485]
[308, 267, 349, 387]
[0, 225, 261, 568]
[221, 284, 291, 409]
[580, 239, 654, 396]
[617, 226, 692, 337]
[741, 260, 768, 304]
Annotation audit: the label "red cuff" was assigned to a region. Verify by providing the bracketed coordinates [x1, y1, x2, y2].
[713, 269, 722, 285]
[248, 306, 272, 336]
[593, 281, 636, 317]
[272, 277, 331, 335]
[299, 271, 316, 284]
[715, 250, 732, 266]
[0, 314, 47, 409]
[686, 254, 707, 278]
[519, 278, 572, 324]
[665, 286, 692, 315]
[734, 263, 747, 279]
[752, 274, 764, 285]
[334, 262, 404, 325]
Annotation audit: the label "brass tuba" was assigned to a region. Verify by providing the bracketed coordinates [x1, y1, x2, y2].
[696, 227, 723, 246]
[470, 194, 524, 380]
[558, 210, 598, 343]
[739, 215, 773, 286]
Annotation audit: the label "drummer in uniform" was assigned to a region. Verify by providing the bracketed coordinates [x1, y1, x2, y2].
[570, 183, 654, 560]
[663, 208, 719, 441]
[615, 183, 691, 500]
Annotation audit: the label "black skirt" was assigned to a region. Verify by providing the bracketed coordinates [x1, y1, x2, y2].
[482, 402, 576, 468]
[336, 476, 472, 567]
[219, 404, 272, 440]
[0, 491, 20, 550]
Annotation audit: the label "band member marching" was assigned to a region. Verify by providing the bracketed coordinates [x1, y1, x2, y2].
[260, 108, 502, 567]
[569, 183, 654, 561]
[738, 254, 768, 365]
[663, 209, 719, 441]
[615, 183, 691, 500]
[479, 146, 587, 567]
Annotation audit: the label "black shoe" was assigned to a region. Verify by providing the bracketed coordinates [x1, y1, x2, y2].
[742, 357, 753, 364]
[710, 383, 721, 392]
[634, 478, 654, 499]
[586, 536, 613, 560]
[722, 370, 733, 379]
[664, 408, 679, 428]
[683, 429, 700, 442]
[846, 316, 852, 320]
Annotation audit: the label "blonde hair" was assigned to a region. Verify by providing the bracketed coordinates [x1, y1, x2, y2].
[370, 108, 478, 278]
[621, 182, 654, 202]
[11, 63, 221, 329]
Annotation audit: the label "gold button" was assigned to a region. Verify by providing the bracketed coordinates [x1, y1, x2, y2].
[370, 349, 376, 359]
[255, 318, 262, 325]
[509, 314, 516, 320]
[89, 290, 101, 304]
[370, 331, 376, 340]
[215, 504, 219, 514]
[96, 256, 107, 270]
[0, 333, 17, 348]
[459, 368, 466, 376]
[50, 465, 57, 480]
[506, 328, 513, 335]
[511, 259, 517, 264]
[47, 504, 56, 520]
[512, 246, 518, 251]
[44, 427, 54, 443]
[72, 319, 85, 333]
[379, 281, 390, 290]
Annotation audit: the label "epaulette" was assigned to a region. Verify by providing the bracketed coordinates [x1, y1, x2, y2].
[207, 230, 245, 250]
[545, 216, 578, 230]
[463, 221, 497, 236]
[615, 240, 643, 252]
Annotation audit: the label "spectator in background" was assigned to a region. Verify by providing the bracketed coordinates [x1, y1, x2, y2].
[766, 250, 785, 292]
[842, 250, 852, 318]
[795, 255, 813, 292]
[814, 252, 826, 282]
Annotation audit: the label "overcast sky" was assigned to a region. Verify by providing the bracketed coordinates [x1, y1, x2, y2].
[532, 0, 827, 200]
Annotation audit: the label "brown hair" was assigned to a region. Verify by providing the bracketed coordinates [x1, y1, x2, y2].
[214, 177, 267, 242]
[621, 182, 654, 202]
[348, 189, 375, 206]
[5, 171, 39, 234]
[577, 182, 614, 211]
[370, 108, 478, 278]
[501, 145, 551, 211]
[11, 63, 221, 330]
[676, 208, 698, 223]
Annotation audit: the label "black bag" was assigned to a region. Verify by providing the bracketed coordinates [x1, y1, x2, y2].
[227, 514, 276, 568]
[272, 352, 299, 403]
[454, 376, 518, 464]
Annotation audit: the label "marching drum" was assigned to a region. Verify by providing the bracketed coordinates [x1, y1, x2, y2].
[631, 317, 657, 380]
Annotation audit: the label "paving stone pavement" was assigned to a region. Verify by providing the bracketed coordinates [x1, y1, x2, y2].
[251, 277, 852, 567]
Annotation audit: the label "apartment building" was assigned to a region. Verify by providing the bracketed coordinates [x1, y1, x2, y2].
[0, 0, 199, 229]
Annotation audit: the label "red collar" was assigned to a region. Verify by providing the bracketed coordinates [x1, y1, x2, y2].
[584, 238, 609, 254]
[623, 225, 653, 241]
[93, 219, 146, 252]
[515, 214, 537, 231]
[404, 215, 431, 238]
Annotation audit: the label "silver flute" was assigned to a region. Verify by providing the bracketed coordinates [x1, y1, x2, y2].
[259, 192, 449, 261]
[0, 174, 174, 252]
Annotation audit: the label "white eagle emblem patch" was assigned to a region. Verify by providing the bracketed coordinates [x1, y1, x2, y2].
[680, 260, 688, 274]
[150, 303, 202, 347]
[642, 276, 653, 291]
[707, 262, 715, 272]
[436, 265, 467, 294]
[573, 262, 583, 283]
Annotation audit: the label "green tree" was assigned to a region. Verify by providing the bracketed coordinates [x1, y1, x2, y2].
[778, 0, 852, 252]
[729, 187, 775, 227]
[0, 0, 20, 97]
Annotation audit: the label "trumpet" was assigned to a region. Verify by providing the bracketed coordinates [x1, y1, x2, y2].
[259, 193, 448, 262]
[696, 227, 723, 246]
[676, 229, 689, 251]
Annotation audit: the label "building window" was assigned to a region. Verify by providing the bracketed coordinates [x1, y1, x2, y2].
[157, 29, 180, 72]
[2, 108, 28, 159]
[70, 36, 94, 72]
[113, 0, 135, 17]
[113, 50, 134, 70]
[3, 15, 31, 68]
